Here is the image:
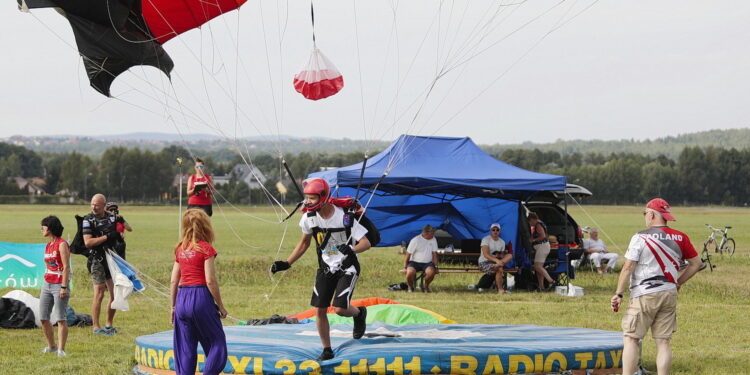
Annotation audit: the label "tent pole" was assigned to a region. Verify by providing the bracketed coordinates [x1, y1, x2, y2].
[564, 189, 570, 286]
[178, 158, 183, 240]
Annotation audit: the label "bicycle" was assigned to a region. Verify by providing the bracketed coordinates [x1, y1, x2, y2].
[704, 224, 736, 256]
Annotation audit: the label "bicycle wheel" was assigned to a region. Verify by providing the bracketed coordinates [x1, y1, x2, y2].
[723, 238, 735, 256]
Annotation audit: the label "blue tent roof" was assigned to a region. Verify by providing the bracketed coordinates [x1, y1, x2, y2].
[312, 135, 565, 198]
[308, 135, 566, 249]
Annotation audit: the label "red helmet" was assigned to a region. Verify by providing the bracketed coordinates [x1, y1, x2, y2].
[302, 178, 330, 211]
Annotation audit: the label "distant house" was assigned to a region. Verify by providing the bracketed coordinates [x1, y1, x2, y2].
[13, 177, 46, 195]
[173, 164, 268, 190]
[213, 164, 268, 189]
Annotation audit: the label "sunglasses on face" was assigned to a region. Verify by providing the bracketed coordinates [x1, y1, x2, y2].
[197, 165, 205, 169]
[491, 228, 500, 232]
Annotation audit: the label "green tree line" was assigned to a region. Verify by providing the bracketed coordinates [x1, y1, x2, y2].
[496, 147, 750, 205]
[2, 142, 749, 206]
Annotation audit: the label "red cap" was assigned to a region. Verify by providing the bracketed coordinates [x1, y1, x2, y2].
[646, 198, 675, 221]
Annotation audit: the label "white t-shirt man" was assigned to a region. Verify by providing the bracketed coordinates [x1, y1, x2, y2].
[407, 234, 438, 263]
[300, 206, 368, 274]
[584, 238, 606, 251]
[584, 238, 619, 269]
[478, 236, 507, 264]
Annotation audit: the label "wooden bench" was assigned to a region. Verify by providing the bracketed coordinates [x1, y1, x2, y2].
[400, 265, 518, 290]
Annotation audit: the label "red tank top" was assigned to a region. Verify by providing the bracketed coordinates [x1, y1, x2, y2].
[188, 174, 213, 205]
[44, 237, 67, 284]
[175, 241, 218, 286]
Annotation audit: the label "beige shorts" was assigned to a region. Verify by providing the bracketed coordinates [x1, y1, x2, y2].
[533, 242, 551, 263]
[622, 289, 678, 340]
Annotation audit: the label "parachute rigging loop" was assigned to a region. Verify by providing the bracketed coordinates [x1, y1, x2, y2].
[293, 0, 344, 100]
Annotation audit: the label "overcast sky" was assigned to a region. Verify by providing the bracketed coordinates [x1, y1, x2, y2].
[1, 1, 748, 146]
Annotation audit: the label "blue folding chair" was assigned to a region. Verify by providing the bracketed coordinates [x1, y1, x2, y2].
[545, 246, 576, 286]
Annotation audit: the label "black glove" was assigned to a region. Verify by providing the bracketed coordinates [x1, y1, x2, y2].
[270, 261, 291, 274]
[106, 230, 122, 243]
[338, 244, 355, 256]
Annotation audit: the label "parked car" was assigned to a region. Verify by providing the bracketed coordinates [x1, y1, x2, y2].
[523, 183, 592, 249]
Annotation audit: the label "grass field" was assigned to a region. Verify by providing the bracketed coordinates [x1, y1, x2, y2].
[1, 204, 749, 375]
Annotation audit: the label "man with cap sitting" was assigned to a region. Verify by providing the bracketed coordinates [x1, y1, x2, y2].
[611, 198, 703, 375]
[477, 223, 513, 294]
[403, 225, 439, 293]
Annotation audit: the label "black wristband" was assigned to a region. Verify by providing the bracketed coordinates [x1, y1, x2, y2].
[60, 286, 67, 289]
[615, 293, 623, 298]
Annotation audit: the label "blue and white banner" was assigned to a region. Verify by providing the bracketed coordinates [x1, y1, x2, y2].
[0, 242, 46, 289]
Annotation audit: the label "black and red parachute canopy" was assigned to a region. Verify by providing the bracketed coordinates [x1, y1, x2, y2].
[19, 0, 246, 96]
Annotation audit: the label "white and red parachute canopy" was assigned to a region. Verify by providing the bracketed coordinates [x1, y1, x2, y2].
[293, 48, 344, 101]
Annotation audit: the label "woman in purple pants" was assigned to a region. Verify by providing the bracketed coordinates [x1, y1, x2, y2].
[170, 209, 228, 375]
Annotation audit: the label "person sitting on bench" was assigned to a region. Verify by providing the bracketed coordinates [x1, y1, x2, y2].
[478, 223, 513, 294]
[403, 224, 439, 293]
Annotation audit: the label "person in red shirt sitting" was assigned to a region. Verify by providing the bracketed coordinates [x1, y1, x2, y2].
[187, 157, 214, 217]
[169, 209, 228, 375]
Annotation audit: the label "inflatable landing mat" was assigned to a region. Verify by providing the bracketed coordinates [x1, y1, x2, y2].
[134, 323, 623, 374]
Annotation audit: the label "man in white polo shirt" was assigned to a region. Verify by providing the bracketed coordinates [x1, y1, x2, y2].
[403, 224, 439, 293]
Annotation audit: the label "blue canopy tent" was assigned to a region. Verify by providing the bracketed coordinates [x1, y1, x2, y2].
[308, 135, 566, 270]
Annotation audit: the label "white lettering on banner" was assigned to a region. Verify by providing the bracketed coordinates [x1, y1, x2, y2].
[0, 254, 37, 270]
[644, 233, 682, 242]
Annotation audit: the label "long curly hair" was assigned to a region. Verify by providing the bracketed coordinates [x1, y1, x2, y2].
[175, 209, 214, 254]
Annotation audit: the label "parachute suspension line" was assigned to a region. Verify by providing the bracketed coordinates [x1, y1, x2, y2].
[437, 0, 469, 74]
[442, 0, 565, 75]
[390, 0, 401, 144]
[129, 6, 289, 220]
[344, 170, 388, 246]
[430, 0, 601, 138]
[310, 0, 317, 49]
[380, 1, 581, 169]
[399, 2, 514, 137]
[441, 1, 522, 73]
[369, 4, 446, 142]
[367, 1, 401, 153]
[352, 0, 370, 149]
[233, 10, 242, 140]
[567, 192, 624, 253]
[258, 0, 283, 147]
[391, 1, 601, 169]
[275, 2, 287, 148]
[165, 72, 290, 221]
[372, 1, 530, 146]
[265, 222, 290, 301]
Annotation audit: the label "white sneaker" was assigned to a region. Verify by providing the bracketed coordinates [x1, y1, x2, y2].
[467, 284, 476, 290]
[41, 346, 57, 353]
[57, 350, 67, 357]
[477, 288, 485, 293]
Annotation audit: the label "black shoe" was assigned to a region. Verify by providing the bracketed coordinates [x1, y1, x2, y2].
[353, 306, 367, 339]
[317, 347, 334, 361]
